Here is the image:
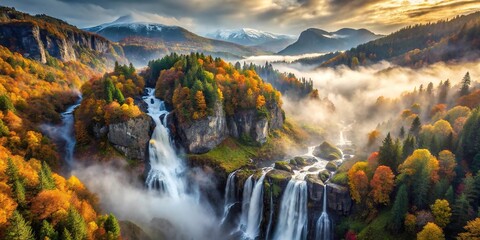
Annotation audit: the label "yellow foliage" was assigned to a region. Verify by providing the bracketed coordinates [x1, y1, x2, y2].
[0, 192, 17, 225]
[417, 222, 445, 240]
[31, 189, 71, 220]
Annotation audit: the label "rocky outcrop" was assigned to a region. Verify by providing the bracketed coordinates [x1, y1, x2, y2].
[107, 115, 153, 161]
[313, 141, 343, 160]
[326, 183, 352, 215]
[306, 174, 325, 202]
[175, 102, 228, 154]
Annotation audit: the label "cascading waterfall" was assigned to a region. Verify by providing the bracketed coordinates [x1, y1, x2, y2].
[221, 170, 238, 224]
[315, 184, 332, 240]
[272, 180, 308, 240]
[244, 171, 268, 239]
[239, 175, 254, 231]
[265, 179, 274, 240]
[143, 88, 188, 199]
[40, 96, 81, 169]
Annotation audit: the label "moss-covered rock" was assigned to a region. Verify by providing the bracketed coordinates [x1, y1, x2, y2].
[318, 170, 330, 182]
[331, 172, 348, 185]
[313, 141, 343, 160]
[306, 174, 324, 202]
[266, 169, 292, 198]
[326, 161, 338, 172]
[308, 167, 320, 172]
[294, 156, 307, 166]
[274, 161, 292, 172]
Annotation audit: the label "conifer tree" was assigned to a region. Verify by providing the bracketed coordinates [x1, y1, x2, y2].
[66, 207, 87, 240]
[104, 214, 121, 239]
[38, 161, 56, 191]
[460, 72, 471, 96]
[40, 220, 58, 240]
[390, 184, 409, 232]
[5, 211, 35, 240]
[410, 116, 422, 137]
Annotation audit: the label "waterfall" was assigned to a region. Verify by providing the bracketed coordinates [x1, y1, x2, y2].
[143, 88, 188, 199]
[40, 95, 81, 169]
[272, 180, 308, 240]
[265, 179, 274, 240]
[315, 184, 332, 240]
[239, 175, 254, 231]
[221, 171, 238, 225]
[244, 172, 268, 239]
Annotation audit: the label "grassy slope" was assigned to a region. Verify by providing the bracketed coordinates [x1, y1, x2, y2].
[187, 119, 324, 173]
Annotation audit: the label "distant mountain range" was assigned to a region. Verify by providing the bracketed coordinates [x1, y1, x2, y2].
[278, 28, 383, 55]
[85, 15, 266, 65]
[316, 11, 480, 68]
[206, 28, 296, 52]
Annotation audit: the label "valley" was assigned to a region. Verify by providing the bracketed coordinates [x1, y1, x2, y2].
[0, 4, 479, 240]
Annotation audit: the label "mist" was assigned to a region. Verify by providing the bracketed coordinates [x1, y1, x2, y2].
[72, 161, 221, 240]
[242, 57, 480, 146]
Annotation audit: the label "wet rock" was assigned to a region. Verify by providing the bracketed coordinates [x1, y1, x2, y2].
[326, 161, 337, 172]
[306, 174, 325, 202]
[318, 170, 330, 182]
[120, 221, 152, 240]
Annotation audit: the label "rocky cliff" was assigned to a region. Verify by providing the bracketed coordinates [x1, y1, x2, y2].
[172, 101, 284, 154]
[0, 7, 126, 66]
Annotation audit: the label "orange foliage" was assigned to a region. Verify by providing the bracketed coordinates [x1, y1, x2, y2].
[370, 165, 395, 205]
[31, 189, 71, 220]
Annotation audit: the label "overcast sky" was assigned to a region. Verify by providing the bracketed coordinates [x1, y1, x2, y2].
[2, 0, 479, 35]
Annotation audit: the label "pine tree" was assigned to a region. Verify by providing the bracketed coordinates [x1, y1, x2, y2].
[402, 135, 416, 159]
[452, 194, 473, 231]
[445, 186, 455, 205]
[6, 158, 19, 184]
[104, 214, 121, 239]
[66, 207, 87, 240]
[113, 88, 125, 104]
[63, 228, 73, 240]
[5, 211, 35, 240]
[378, 133, 402, 172]
[399, 126, 405, 139]
[14, 179, 26, 207]
[390, 184, 409, 233]
[460, 72, 471, 96]
[104, 79, 115, 103]
[427, 82, 434, 95]
[40, 220, 58, 240]
[38, 161, 56, 191]
[412, 166, 430, 209]
[410, 116, 422, 137]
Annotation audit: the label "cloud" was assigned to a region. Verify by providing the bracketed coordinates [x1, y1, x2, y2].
[3, 0, 478, 36]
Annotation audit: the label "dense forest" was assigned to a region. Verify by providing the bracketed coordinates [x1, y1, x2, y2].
[244, 62, 317, 99]
[332, 72, 480, 239]
[0, 44, 121, 239]
[146, 53, 282, 123]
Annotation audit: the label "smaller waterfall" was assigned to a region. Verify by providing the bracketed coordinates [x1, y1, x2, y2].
[221, 171, 238, 224]
[239, 175, 254, 231]
[272, 180, 308, 240]
[315, 185, 332, 240]
[244, 172, 268, 239]
[265, 179, 274, 240]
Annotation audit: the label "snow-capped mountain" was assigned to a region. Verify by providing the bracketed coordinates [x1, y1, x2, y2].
[207, 28, 296, 51]
[83, 15, 266, 66]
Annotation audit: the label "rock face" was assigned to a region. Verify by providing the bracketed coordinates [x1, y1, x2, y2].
[107, 115, 153, 161]
[176, 102, 228, 154]
[326, 183, 352, 215]
[306, 174, 325, 202]
[0, 7, 126, 65]
[172, 100, 284, 154]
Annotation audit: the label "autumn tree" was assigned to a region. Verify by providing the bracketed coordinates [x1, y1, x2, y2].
[0, 192, 17, 225]
[458, 218, 480, 240]
[31, 189, 70, 220]
[417, 222, 445, 240]
[348, 162, 369, 204]
[370, 165, 395, 205]
[5, 211, 35, 240]
[0, 94, 15, 112]
[437, 150, 456, 182]
[431, 199, 452, 228]
[398, 149, 439, 209]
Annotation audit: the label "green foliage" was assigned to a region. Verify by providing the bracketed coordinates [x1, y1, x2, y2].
[45, 72, 56, 83]
[389, 184, 408, 233]
[462, 108, 480, 167]
[0, 119, 9, 137]
[0, 94, 15, 112]
[402, 134, 416, 159]
[38, 161, 56, 191]
[460, 72, 471, 96]
[40, 220, 58, 240]
[5, 211, 35, 240]
[331, 172, 348, 185]
[65, 207, 87, 240]
[104, 214, 121, 239]
[14, 179, 26, 207]
[62, 228, 73, 240]
[378, 133, 402, 172]
[410, 116, 421, 137]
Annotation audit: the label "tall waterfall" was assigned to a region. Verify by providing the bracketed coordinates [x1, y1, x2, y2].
[221, 170, 238, 224]
[143, 88, 188, 199]
[239, 175, 254, 231]
[315, 184, 332, 240]
[244, 172, 268, 239]
[272, 180, 308, 240]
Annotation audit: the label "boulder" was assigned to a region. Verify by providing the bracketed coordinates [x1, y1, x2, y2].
[107, 114, 153, 161]
[274, 161, 292, 172]
[326, 161, 338, 172]
[313, 141, 343, 160]
[318, 170, 330, 182]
